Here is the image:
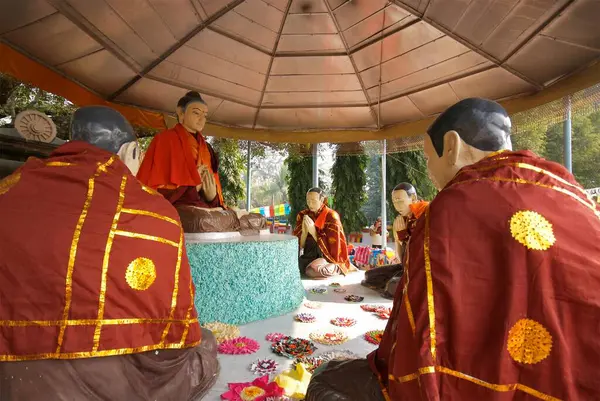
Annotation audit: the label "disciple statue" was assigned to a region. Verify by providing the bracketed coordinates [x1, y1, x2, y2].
[361, 182, 429, 298]
[305, 98, 600, 400]
[0, 106, 219, 400]
[293, 188, 355, 279]
[137, 91, 265, 234]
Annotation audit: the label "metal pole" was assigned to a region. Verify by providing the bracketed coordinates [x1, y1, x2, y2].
[246, 140, 252, 210]
[381, 140, 387, 247]
[312, 143, 319, 188]
[564, 95, 572, 173]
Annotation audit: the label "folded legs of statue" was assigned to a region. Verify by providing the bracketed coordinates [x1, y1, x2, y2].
[305, 359, 386, 401]
[0, 329, 220, 401]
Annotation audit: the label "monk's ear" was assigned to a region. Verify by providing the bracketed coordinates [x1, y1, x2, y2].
[176, 106, 185, 123]
[443, 130, 461, 167]
[410, 193, 418, 202]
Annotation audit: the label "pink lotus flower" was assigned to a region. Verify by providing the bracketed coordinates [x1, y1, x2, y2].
[221, 375, 284, 401]
[218, 336, 261, 355]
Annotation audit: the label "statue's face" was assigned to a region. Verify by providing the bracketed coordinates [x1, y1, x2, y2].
[177, 101, 208, 133]
[392, 189, 414, 217]
[306, 192, 324, 213]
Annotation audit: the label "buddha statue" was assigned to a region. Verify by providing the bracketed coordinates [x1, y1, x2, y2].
[293, 188, 355, 279]
[137, 91, 265, 234]
[0, 106, 219, 400]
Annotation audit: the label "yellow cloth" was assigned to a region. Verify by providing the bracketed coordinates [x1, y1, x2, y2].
[274, 363, 312, 400]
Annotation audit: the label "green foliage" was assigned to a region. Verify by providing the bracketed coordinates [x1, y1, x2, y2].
[512, 111, 600, 188]
[386, 150, 437, 218]
[331, 150, 368, 234]
[212, 138, 246, 207]
[362, 155, 382, 224]
[285, 152, 312, 226]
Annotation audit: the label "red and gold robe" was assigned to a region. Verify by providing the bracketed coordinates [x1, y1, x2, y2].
[293, 206, 351, 274]
[369, 150, 600, 400]
[0, 141, 201, 360]
[136, 123, 224, 208]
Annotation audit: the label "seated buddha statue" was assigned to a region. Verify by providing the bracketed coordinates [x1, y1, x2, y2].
[137, 91, 265, 234]
[0, 106, 219, 400]
[293, 188, 356, 279]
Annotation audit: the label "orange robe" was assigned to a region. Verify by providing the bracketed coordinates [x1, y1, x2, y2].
[0, 141, 201, 360]
[369, 150, 600, 400]
[293, 206, 351, 274]
[137, 123, 224, 208]
[396, 201, 429, 243]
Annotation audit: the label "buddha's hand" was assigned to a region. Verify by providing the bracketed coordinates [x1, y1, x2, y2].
[199, 166, 217, 202]
[393, 215, 406, 236]
[303, 215, 317, 239]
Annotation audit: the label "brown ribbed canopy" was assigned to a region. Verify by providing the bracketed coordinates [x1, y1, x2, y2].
[1, 0, 599, 133]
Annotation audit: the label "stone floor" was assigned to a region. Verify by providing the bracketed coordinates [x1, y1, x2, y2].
[204, 269, 392, 400]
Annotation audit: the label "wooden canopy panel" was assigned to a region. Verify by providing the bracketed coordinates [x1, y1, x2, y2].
[1, 0, 600, 142]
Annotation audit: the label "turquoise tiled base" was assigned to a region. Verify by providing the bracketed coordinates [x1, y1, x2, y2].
[186, 235, 304, 325]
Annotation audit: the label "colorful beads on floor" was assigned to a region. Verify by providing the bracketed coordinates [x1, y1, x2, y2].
[304, 301, 322, 309]
[293, 356, 326, 373]
[344, 295, 364, 302]
[364, 330, 385, 345]
[218, 336, 261, 355]
[361, 304, 383, 312]
[265, 332, 287, 343]
[319, 349, 360, 362]
[249, 358, 279, 375]
[330, 317, 357, 327]
[271, 337, 317, 359]
[295, 313, 316, 323]
[309, 287, 328, 294]
[333, 288, 347, 293]
[309, 331, 349, 345]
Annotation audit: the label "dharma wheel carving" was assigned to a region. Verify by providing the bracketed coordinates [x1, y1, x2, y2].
[14, 110, 57, 143]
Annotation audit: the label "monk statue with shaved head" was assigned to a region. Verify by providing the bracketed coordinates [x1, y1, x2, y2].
[0, 106, 219, 400]
[137, 91, 265, 234]
[305, 98, 600, 400]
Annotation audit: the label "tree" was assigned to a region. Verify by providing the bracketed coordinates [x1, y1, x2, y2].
[212, 138, 246, 207]
[285, 152, 313, 227]
[331, 146, 368, 234]
[363, 155, 382, 224]
[512, 111, 600, 188]
[386, 150, 437, 218]
[511, 126, 547, 157]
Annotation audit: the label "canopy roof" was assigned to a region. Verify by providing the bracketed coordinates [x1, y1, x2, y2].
[1, 0, 600, 143]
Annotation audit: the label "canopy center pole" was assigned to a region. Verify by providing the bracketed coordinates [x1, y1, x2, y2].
[564, 95, 572, 173]
[246, 140, 252, 211]
[381, 140, 387, 248]
[312, 143, 319, 188]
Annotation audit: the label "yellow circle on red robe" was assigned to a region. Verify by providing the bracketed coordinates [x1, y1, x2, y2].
[507, 318, 553, 365]
[125, 257, 157, 291]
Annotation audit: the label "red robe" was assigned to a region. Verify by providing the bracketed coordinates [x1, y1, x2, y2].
[136, 123, 224, 208]
[293, 205, 351, 274]
[0, 141, 201, 360]
[369, 150, 600, 400]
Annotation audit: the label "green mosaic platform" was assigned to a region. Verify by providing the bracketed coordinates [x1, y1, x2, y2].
[186, 234, 304, 325]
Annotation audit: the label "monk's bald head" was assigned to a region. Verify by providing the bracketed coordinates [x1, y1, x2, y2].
[427, 98, 512, 157]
